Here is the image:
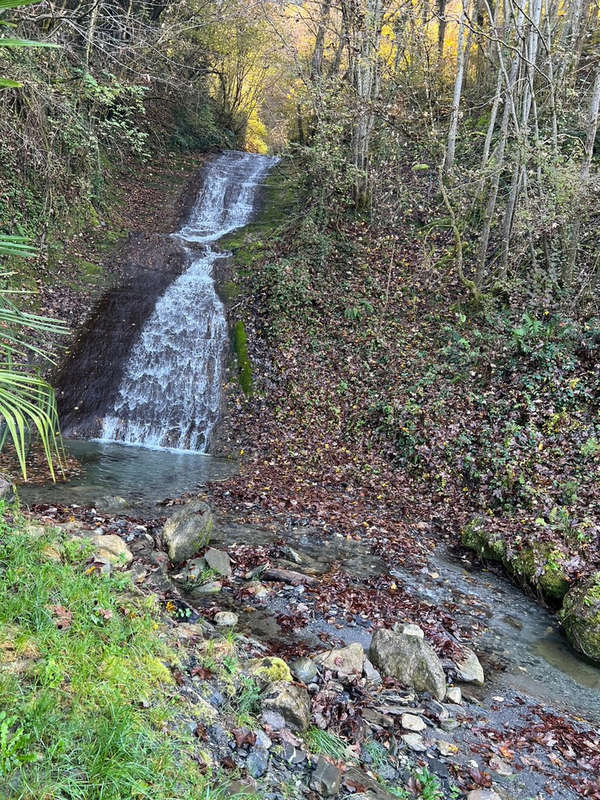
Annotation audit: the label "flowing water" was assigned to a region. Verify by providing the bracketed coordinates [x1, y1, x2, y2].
[99, 152, 278, 451]
[27, 150, 600, 729]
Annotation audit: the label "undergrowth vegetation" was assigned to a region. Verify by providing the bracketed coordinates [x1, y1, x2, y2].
[216, 155, 600, 622]
[0, 504, 241, 799]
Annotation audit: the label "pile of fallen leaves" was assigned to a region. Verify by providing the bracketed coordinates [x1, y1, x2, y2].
[209, 164, 600, 601]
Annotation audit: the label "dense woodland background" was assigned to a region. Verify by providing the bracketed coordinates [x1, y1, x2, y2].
[1, 0, 599, 296]
[0, 0, 600, 621]
[1, 2, 600, 796]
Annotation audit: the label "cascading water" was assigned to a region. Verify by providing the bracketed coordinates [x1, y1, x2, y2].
[99, 151, 278, 451]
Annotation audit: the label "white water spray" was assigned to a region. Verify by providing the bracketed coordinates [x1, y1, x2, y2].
[100, 152, 277, 451]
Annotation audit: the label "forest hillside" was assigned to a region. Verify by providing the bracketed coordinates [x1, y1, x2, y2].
[1, 1, 599, 799]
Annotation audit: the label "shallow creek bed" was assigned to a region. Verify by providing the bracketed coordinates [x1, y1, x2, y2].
[18, 493, 600, 800]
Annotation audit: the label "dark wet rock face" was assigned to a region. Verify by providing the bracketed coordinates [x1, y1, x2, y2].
[55, 233, 190, 438]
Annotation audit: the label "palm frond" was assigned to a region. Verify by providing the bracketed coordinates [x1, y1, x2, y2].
[0, 0, 40, 9]
[0, 235, 37, 257]
[0, 37, 58, 48]
[0, 3, 66, 481]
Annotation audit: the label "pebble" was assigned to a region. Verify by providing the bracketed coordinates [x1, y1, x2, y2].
[291, 657, 318, 683]
[214, 611, 238, 627]
[363, 657, 382, 685]
[436, 739, 458, 757]
[246, 745, 269, 778]
[401, 733, 428, 752]
[191, 580, 222, 595]
[204, 548, 232, 577]
[489, 755, 513, 776]
[446, 686, 462, 704]
[401, 713, 426, 732]
[467, 791, 502, 800]
[255, 729, 272, 750]
[310, 754, 342, 796]
[261, 710, 286, 731]
[440, 718, 459, 732]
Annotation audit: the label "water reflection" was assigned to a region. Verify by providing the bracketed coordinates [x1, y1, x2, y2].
[19, 438, 237, 514]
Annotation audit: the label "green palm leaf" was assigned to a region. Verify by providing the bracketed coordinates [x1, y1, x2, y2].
[0, 37, 57, 48]
[0, 0, 40, 9]
[0, 3, 67, 481]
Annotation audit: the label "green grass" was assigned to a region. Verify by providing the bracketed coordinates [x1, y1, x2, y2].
[0, 504, 247, 799]
[303, 727, 352, 762]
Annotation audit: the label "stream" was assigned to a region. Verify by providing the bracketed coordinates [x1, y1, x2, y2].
[25, 150, 600, 739]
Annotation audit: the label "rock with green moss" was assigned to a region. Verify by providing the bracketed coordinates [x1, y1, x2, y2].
[461, 518, 506, 561]
[249, 656, 292, 684]
[162, 499, 213, 563]
[560, 574, 600, 663]
[508, 544, 569, 602]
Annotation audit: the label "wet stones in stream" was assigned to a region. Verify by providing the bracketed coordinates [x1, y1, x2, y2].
[24, 504, 599, 799]
[162, 498, 213, 562]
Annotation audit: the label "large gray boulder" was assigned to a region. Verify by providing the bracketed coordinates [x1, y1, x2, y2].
[314, 643, 364, 677]
[369, 623, 446, 701]
[162, 500, 213, 563]
[262, 681, 311, 731]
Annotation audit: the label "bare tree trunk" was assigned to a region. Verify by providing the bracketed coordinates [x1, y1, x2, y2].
[481, 68, 502, 167]
[477, 46, 520, 284]
[437, 0, 447, 60]
[444, 0, 468, 173]
[347, 0, 386, 205]
[311, 0, 333, 80]
[84, 0, 101, 72]
[563, 63, 600, 286]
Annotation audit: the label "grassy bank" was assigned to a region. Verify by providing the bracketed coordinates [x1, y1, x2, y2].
[0, 503, 240, 799]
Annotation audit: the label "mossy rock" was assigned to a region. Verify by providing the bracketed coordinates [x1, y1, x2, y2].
[559, 574, 600, 663]
[248, 656, 292, 684]
[507, 546, 536, 581]
[233, 320, 253, 395]
[507, 544, 569, 602]
[461, 518, 506, 561]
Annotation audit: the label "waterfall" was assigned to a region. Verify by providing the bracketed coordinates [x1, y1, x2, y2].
[99, 151, 277, 451]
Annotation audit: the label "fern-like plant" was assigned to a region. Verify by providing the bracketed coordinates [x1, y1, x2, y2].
[0, 0, 65, 480]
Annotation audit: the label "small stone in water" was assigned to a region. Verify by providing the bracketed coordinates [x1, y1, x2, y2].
[192, 580, 222, 595]
[291, 657, 318, 683]
[214, 611, 238, 627]
[440, 718, 459, 732]
[204, 548, 232, 577]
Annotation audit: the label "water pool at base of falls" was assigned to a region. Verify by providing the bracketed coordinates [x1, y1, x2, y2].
[18, 438, 237, 515]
